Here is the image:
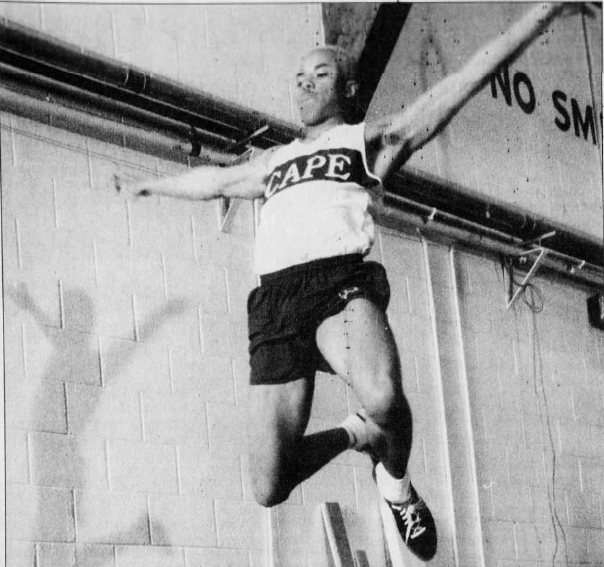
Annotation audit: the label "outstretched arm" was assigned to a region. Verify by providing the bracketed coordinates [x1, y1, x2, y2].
[115, 148, 276, 201]
[366, 2, 566, 180]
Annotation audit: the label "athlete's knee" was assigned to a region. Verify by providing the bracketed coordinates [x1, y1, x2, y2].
[250, 474, 291, 508]
[362, 379, 409, 429]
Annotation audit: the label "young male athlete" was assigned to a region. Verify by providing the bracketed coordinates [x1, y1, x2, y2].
[116, 3, 569, 560]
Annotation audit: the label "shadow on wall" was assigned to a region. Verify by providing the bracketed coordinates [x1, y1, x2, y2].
[6, 282, 188, 563]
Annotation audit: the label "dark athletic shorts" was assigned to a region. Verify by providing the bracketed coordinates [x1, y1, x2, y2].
[247, 254, 390, 385]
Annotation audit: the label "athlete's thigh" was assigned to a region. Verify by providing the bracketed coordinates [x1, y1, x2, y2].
[247, 377, 314, 471]
[316, 298, 402, 402]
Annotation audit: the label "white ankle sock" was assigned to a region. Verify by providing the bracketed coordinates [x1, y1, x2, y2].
[340, 413, 368, 449]
[375, 462, 411, 504]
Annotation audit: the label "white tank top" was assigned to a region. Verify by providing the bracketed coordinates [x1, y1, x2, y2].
[254, 122, 383, 275]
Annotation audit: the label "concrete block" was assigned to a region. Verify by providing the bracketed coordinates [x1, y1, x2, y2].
[66, 383, 142, 440]
[54, 178, 129, 246]
[302, 464, 357, 508]
[177, 40, 238, 100]
[170, 350, 235, 403]
[5, 373, 67, 433]
[148, 494, 217, 547]
[4, 273, 62, 330]
[114, 545, 184, 567]
[5, 540, 36, 567]
[178, 447, 242, 499]
[163, 257, 228, 314]
[566, 489, 602, 528]
[514, 522, 556, 562]
[41, 4, 114, 55]
[107, 440, 178, 493]
[0, 2, 42, 26]
[354, 465, 382, 510]
[29, 432, 108, 490]
[491, 482, 532, 523]
[129, 198, 196, 261]
[230, 318, 250, 358]
[20, 227, 97, 288]
[142, 392, 208, 446]
[214, 499, 266, 549]
[225, 266, 257, 317]
[2, 214, 21, 279]
[193, 228, 255, 270]
[586, 527, 604, 563]
[268, 504, 326, 567]
[75, 489, 149, 544]
[136, 297, 201, 352]
[23, 322, 102, 386]
[185, 548, 251, 567]
[481, 519, 517, 562]
[507, 447, 546, 487]
[207, 402, 248, 453]
[5, 428, 29, 484]
[380, 231, 425, 279]
[37, 543, 116, 567]
[406, 276, 432, 318]
[544, 453, 581, 490]
[579, 458, 604, 493]
[590, 425, 604, 458]
[70, 286, 135, 341]
[483, 406, 525, 447]
[2, 167, 56, 233]
[557, 419, 592, 457]
[6, 483, 75, 542]
[99, 336, 170, 394]
[564, 527, 589, 564]
[235, 65, 293, 120]
[200, 315, 233, 357]
[475, 442, 509, 485]
[144, 4, 206, 39]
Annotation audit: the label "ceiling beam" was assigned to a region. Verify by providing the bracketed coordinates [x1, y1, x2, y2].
[355, 3, 413, 121]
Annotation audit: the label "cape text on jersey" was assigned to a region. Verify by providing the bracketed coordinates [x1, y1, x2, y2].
[265, 148, 376, 198]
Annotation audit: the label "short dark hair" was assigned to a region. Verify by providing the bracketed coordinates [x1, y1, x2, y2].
[314, 45, 359, 83]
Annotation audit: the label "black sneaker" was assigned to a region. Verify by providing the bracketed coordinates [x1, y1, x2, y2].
[384, 484, 437, 561]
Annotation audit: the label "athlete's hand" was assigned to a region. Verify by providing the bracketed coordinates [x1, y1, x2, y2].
[114, 173, 151, 198]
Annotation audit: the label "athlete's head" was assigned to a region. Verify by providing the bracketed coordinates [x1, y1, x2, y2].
[295, 46, 359, 126]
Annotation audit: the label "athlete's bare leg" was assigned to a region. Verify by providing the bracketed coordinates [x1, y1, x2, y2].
[316, 298, 412, 478]
[248, 378, 350, 507]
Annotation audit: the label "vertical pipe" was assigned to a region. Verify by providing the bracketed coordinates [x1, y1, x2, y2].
[421, 238, 460, 567]
[448, 247, 486, 567]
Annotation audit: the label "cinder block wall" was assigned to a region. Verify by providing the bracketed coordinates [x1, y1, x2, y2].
[454, 252, 604, 566]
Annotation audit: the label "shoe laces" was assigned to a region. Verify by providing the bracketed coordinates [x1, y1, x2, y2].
[392, 500, 427, 542]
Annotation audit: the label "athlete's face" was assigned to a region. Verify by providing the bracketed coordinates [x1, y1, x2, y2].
[295, 49, 346, 126]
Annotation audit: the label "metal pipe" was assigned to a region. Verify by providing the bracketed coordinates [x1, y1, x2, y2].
[380, 204, 602, 288]
[389, 171, 604, 268]
[1, 63, 236, 154]
[0, 86, 236, 165]
[0, 17, 302, 148]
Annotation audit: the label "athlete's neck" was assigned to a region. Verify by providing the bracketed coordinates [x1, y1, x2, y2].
[301, 116, 346, 143]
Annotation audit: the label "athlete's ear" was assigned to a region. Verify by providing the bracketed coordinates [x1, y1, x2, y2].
[344, 80, 359, 99]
